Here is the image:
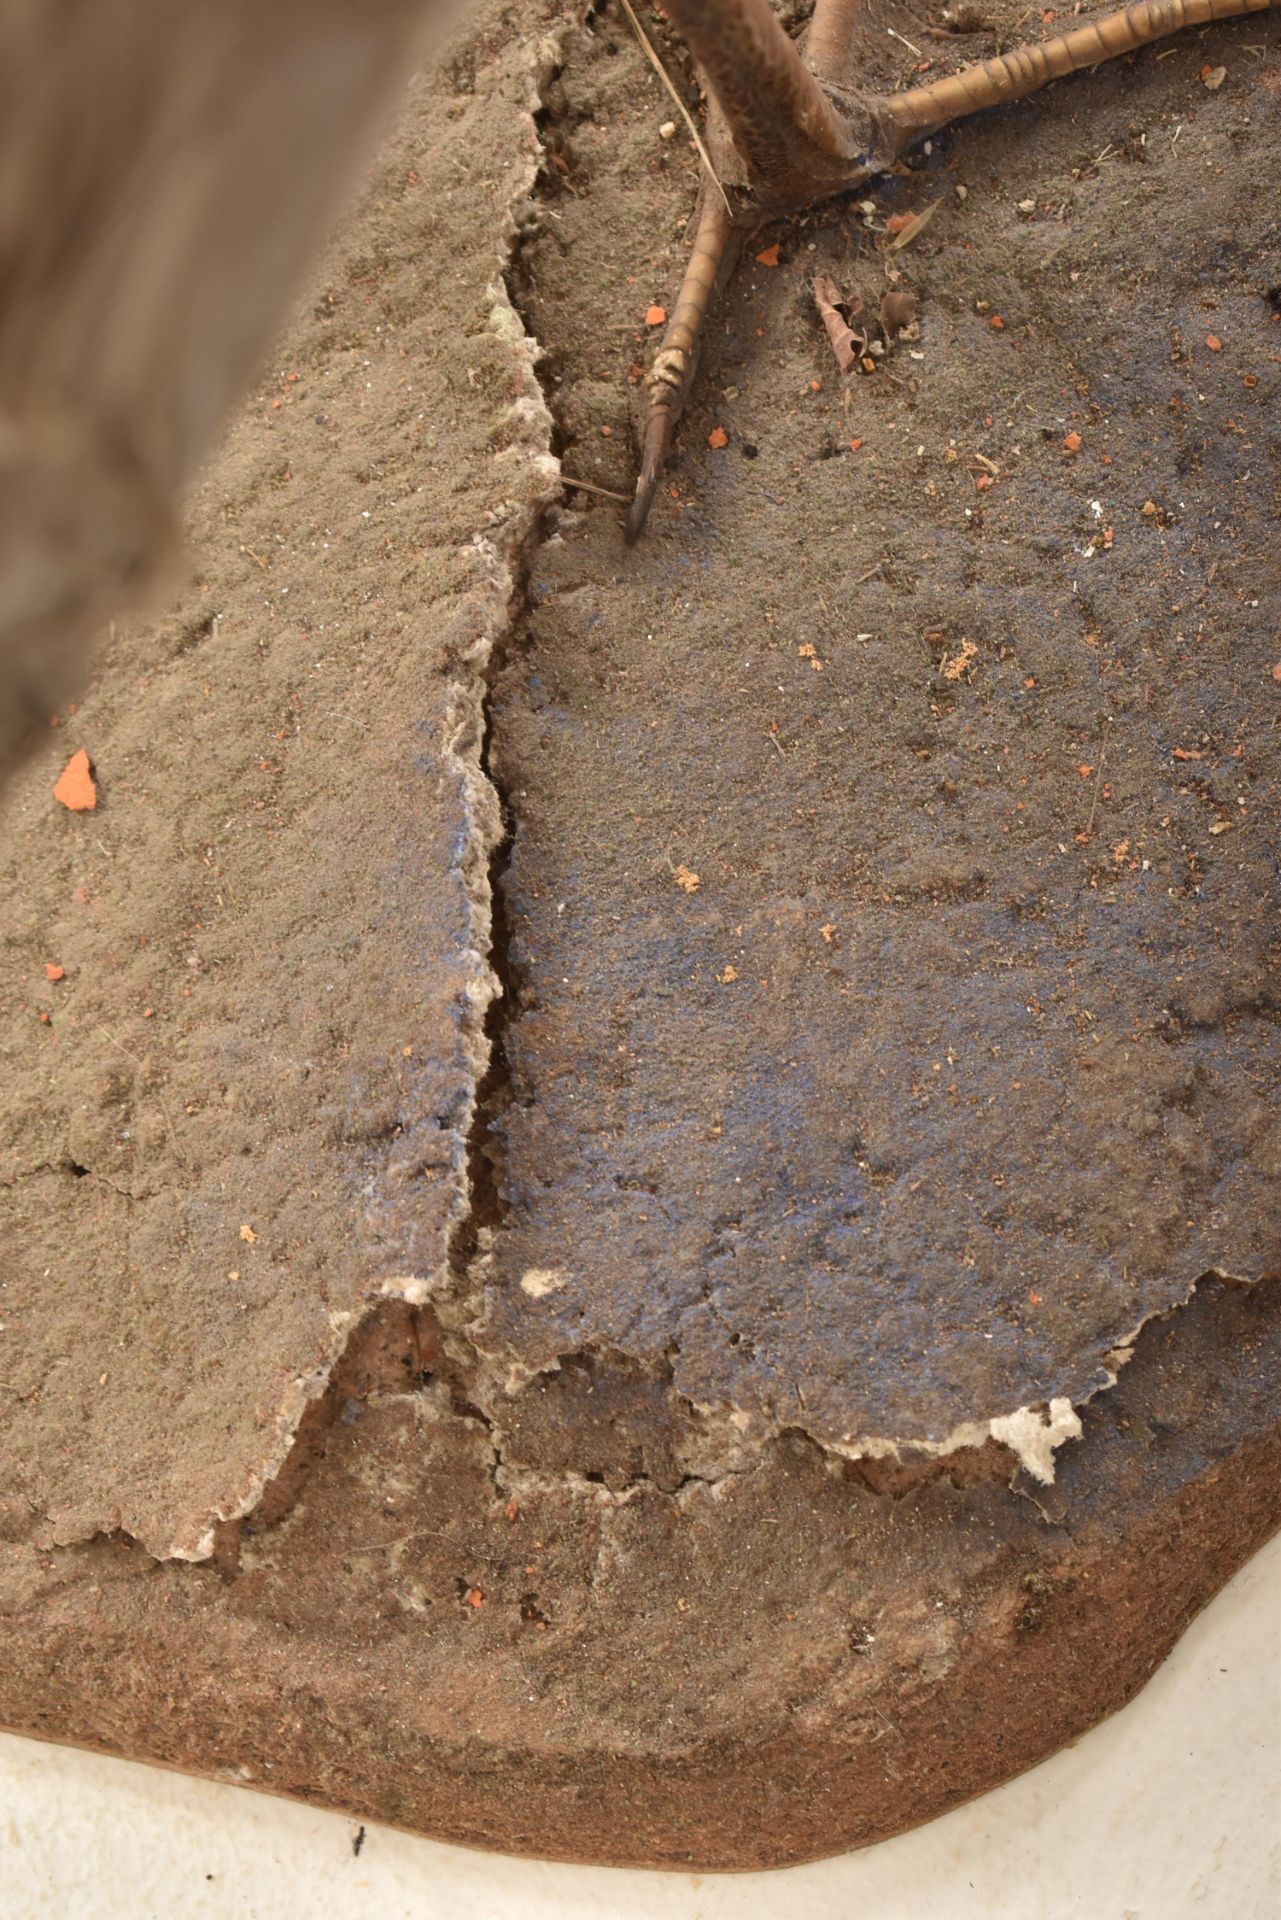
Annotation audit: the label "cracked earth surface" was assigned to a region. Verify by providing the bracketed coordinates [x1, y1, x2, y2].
[0, 0, 1279, 1871]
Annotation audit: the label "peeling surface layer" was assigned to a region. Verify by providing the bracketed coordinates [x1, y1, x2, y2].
[3, 0, 1279, 1558]
[0, 6, 561, 1559]
[1, 1267, 1278, 1869]
[473, 4, 1281, 1463]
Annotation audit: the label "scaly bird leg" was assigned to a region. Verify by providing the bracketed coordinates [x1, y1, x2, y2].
[883, 0, 1275, 140]
[804, 0, 867, 83]
[625, 0, 882, 541]
[627, 183, 742, 543]
[628, 0, 1277, 540]
[658, 0, 874, 204]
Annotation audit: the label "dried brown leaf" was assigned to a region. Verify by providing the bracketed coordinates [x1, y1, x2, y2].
[813, 275, 864, 374]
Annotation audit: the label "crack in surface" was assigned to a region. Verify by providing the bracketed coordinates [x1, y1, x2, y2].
[61, 23, 1276, 1565]
[132, 31, 570, 1571]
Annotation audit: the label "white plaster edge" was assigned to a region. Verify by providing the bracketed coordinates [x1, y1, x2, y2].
[819, 1265, 1255, 1487]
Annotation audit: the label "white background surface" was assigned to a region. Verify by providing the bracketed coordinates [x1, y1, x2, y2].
[2, 1530, 1278, 1920]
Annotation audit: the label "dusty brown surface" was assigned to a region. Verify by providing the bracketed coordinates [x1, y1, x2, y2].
[0, 6, 559, 1557]
[1, 0, 1280, 1872]
[481, 0, 1281, 1465]
[1, 1274, 1278, 1871]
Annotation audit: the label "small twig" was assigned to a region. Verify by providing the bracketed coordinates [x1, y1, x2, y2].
[346, 1528, 454, 1554]
[887, 25, 924, 57]
[1085, 718, 1111, 838]
[618, 0, 733, 216]
[561, 473, 633, 503]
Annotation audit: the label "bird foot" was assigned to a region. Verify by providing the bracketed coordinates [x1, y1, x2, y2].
[625, 0, 1277, 541]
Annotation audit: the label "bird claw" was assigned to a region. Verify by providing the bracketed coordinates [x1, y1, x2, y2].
[625, 0, 1275, 540]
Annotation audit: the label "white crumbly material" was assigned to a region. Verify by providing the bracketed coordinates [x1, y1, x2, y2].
[519, 1268, 569, 1299]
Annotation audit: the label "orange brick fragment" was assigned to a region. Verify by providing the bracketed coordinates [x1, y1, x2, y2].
[54, 748, 96, 811]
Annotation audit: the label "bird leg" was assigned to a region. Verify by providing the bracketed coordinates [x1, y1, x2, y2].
[626, 0, 1277, 540]
[883, 0, 1274, 139]
[626, 183, 743, 543]
[626, 0, 885, 541]
[804, 0, 866, 83]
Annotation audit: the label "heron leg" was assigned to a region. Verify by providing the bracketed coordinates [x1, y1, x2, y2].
[627, 0, 1277, 539]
